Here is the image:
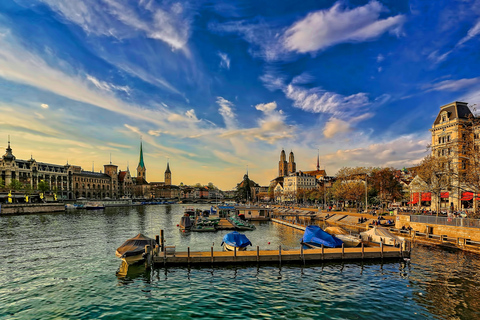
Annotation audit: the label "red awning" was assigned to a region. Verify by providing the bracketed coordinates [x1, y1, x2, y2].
[441, 192, 449, 198]
[461, 192, 473, 201]
[421, 192, 431, 202]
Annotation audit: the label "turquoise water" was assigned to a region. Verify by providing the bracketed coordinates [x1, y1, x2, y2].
[1, 204, 480, 319]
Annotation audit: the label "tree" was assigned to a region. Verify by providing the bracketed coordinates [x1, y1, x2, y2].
[8, 179, 23, 191]
[0, 178, 4, 190]
[38, 180, 49, 193]
[370, 167, 403, 211]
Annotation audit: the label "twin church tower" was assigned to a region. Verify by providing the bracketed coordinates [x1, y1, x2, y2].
[278, 149, 296, 177]
[136, 141, 171, 185]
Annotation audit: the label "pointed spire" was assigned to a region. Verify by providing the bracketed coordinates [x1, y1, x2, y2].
[165, 159, 171, 173]
[138, 141, 145, 169]
[317, 149, 320, 171]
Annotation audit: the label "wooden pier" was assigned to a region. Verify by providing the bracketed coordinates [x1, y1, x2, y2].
[271, 218, 306, 231]
[151, 244, 409, 267]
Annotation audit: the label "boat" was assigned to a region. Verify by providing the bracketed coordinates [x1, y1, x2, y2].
[85, 202, 105, 210]
[115, 233, 157, 265]
[300, 225, 343, 248]
[179, 214, 193, 231]
[65, 204, 76, 209]
[227, 215, 256, 231]
[360, 226, 404, 247]
[221, 231, 252, 251]
[325, 226, 361, 247]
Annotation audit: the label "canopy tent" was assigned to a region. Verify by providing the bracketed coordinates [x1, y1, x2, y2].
[461, 192, 473, 201]
[441, 192, 449, 198]
[360, 227, 404, 246]
[408, 192, 419, 205]
[421, 192, 431, 201]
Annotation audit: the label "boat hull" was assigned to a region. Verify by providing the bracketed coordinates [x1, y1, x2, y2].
[223, 243, 247, 251]
[115, 250, 145, 265]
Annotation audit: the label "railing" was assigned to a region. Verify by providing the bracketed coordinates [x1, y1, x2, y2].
[410, 215, 480, 228]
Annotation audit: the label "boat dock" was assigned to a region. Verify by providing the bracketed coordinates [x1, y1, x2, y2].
[271, 218, 306, 231]
[152, 244, 409, 267]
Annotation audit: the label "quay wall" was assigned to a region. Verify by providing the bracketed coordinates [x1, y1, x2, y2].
[1, 203, 66, 215]
[396, 215, 480, 242]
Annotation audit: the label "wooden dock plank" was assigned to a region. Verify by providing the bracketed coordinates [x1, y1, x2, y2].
[154, 245, 406, 266]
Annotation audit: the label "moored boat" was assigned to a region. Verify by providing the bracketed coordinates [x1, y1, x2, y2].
[85, 202, 105, 210]
[179, 214, 193, 231]
[360, 226, 404, 247]
[221, 231, 252, 251]
[301, 225, 343, 248]
[325, 226, 362, 247]
[115, 233, 157, 265]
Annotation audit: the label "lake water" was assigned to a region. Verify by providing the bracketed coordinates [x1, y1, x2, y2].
[1, 204, 480, 319]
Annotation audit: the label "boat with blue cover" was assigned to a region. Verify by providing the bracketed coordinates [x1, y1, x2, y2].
[221, 231, 252, 251]
[301, 225, 343, 248]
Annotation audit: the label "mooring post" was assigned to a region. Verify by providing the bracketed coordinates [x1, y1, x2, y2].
[400, 241, 403, 258]
[156, 235, 160, 246]
[188, 247, 191, 264]
[279, 245, 282, 264]
[321, 244, 324, 260]
[361, 242, 364, 259]
[145, 245, 151, 268]
[160, 229, 164, 252]
[256, 246, 259, 263]
[211, 246, 214, 263]
[301, 245, 304, 264]
[380, 242, 384, 259]
[341, 243, 344, 260]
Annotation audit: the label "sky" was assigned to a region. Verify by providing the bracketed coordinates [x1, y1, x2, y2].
[0, 0, 480, 190]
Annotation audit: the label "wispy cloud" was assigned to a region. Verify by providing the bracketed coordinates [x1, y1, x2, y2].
[86, 75, 130, 95]
[40, 103, 49, 109]
[283, 1, 405, 54]
[458, 19, 480, 46]
[218, 52, 231, 69]
[39, 0, 193, 51]
[425, 77, 480, 92]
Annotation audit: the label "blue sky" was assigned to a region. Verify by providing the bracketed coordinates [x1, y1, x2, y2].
[1, 0, 480, 189]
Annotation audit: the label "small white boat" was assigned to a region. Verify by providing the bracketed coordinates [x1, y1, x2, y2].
[360, 226, 404, 246]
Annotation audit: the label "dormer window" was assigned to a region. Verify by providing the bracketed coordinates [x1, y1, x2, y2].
[440, 111, 448, 123]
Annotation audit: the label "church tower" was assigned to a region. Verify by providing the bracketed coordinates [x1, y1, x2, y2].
[288, 151, 296, 174]
[279, 149, 288, 177]
[136, 141, 146, 182]
[165, 161, 171, 186]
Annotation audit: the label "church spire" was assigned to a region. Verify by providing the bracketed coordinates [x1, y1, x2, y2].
[317, 150, 320, 171]
[138, 141, 145, 169]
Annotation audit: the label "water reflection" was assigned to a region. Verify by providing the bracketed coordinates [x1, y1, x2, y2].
[116, 261, 150, 283]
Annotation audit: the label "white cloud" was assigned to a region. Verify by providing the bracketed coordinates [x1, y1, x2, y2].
[283, 1, 405, 53]
[39, 0, 192, 51]
[285, 84, 370, 116]
[86, 75, 130, 95]
[255, 102, 277, 113]
[167, 109, 200, 123]
[218, 52, 231, 69]
[426, 77, 480, 91]
[458, 19, 480, 46]
[322, 135, 429, 172]
[323, 118, 351, 138]
[40, 103, 49, 109]
[376, 54, 385, 62]
[216, 97, 236, 128]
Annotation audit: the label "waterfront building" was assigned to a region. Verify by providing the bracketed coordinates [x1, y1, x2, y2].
[283, 171, 317, 202]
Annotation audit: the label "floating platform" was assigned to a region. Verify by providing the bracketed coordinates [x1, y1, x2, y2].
[152, 244, 409, 267]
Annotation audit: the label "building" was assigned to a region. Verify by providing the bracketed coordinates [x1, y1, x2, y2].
[283, 171, 317, 202]
[165, 162, 171, 186]
[1, 138, 140, 200]
[271, 150, 328, 203]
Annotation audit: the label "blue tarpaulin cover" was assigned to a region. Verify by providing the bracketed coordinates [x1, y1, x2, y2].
[301, 225, 343, 248]
[221, 231, 252, 248]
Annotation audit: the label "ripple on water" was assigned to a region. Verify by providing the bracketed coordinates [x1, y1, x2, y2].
[1, 205, 480, 319]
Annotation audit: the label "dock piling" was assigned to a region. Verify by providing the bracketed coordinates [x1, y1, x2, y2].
[381, 242, 384, 259]
[279, 245, 282, 264]
[256, 246, 259, 263]
[341, 243, 344, 260]
[211, 247, 214, 263]
[361, 242, 364, 259]
[321, 244, 324, 260]
[188, 247, 190, 264]
[160, 229, 164, 252]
